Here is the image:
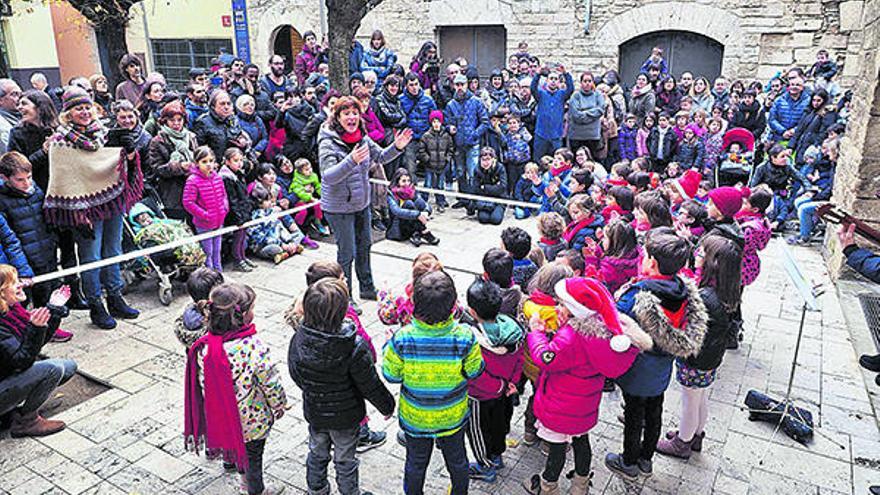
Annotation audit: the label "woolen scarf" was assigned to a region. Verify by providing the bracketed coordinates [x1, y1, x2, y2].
[44, 122, 144, 228]
[184, 323, 257, 472]
[160, 125, 195, 164]
[2, 303, 31, 338]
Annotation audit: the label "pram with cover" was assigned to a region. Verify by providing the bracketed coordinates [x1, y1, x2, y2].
[716, 127, 756, 187]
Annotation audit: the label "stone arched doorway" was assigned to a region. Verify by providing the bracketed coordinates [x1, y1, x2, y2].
[619, 31, 724, 86]
[271, 25, 304, 74]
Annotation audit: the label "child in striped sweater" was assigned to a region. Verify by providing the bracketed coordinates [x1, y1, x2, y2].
[383, 270, 484, 495]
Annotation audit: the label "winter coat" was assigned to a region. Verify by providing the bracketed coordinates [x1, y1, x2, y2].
[568, 89, 606, 141]
[618, 124, 639, 161]
[703, 131, 725, 172]
[749, 160, 809, 193]
[646, 127, 677, 167]
[585, 247, 640, 295]
[238, 111, 268, 154]
[736, 212, 772, 286]
[193, 111, 247, 161]
[218, 165, 251, 226]
[294, 44, 324, 86]
[844, 245, 880, 284]
[531, 73, 575, 140]
[790, 109, 836, 164]
[360, 46, 397, 82]
[277, 104, 315, 160]
[636, 127, 651, 157]
[145, 131, 198, 215]
[502, 127, 532, 165]
[539, 238, 567, 263]
[616, 277, 708, 397]
[418, 128, 454, 173]
[174, 303, 206, 349]
[400, 90, 437, 140]
[373, 90, 408, 144]
[409, 59, 440, 95]
[289, 322, 395, 430]
[563, 215, 605, 252]
[811, 158, 835, 201]
[730, 101, 766, 140]
[182, 167, 229, 230]
[656, 88, 682, 116]
[7, 124, 52, 191]
[685, 287, 730, 371]
[0, 214, 32, 278]
[606, 84, 628, 124]
[768, 91, 811, 142]
[809, 60, 839, 81]
[0, 183, 56, 273]
[196, 333, 288, 442]
[290, 170, 321, 203]
[514, 176, 540, 204]
[445, 92, 489, 147]
[0, 303, 67, 380]
[362, 106, 386, 143]
[317, 125, 401, 214]
[386, 192, 431, 241]
[528, 313, 639, 435]
[690, 92, 715, 115]
[473, 162, 508, 203]
[349, 41, 364, 76]
[674, 138, 706, 170]
[505, 95, 536, 132]
[468, 315, 525, 401]
[435, 80, 456, 111]
[184, 99, 208, 128]
[513, 258, 539, 290]
[711, 89, 730, 110]
[382, 318, 484, 438]
[629, 88, 656, 122]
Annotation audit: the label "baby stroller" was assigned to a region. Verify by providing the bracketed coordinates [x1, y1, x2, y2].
[716, 127, 756, 187]
[122, 192, 205, 305]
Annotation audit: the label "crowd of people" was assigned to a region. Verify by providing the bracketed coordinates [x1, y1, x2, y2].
[0, 26, 866, 495]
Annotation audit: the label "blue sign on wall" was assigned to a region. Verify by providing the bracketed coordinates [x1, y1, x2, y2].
[231, 0, 251, 63]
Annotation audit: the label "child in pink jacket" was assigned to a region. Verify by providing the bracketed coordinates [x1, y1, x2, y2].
[583, 220, 641, 295]
[522, 277, 651, 495]
[183, 146, 229, 271]
[463, 279, 525, 483]
[735, 186, 772, 287]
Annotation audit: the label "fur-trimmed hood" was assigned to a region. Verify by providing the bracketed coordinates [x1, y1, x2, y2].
[632, 277, 708, 358]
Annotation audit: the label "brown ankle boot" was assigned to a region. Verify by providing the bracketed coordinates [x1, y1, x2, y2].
[10, 410, 66, 438]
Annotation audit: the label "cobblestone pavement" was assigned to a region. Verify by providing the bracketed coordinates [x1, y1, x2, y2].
[1, 210, 879, 495]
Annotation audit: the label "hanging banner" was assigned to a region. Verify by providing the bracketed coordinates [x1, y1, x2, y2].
[231, 0, 251, 63]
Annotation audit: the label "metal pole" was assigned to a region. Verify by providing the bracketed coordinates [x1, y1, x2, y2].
[318, 0, 328, 39]
[140, 1, 155, 70]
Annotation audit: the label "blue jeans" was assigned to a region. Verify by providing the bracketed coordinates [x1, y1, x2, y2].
[75, 214, 124, 303]
[795, 195, 822, 239]
[533, 136, 562, 162]
[324, 207, 375, 296]
[0, 359, 77, 415]
[404, 428, 468, 495]
[422, 169, 447, 206]
[771, 191, 795, 223]
[455, 144, 480, 194]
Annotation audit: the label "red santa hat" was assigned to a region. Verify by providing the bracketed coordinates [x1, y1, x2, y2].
[673, 169, 702, 200]
[554, 277, 632, 352]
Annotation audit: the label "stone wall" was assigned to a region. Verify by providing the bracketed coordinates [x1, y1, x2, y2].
[825, 0, 880, 277]
[248, 0, 865, 86]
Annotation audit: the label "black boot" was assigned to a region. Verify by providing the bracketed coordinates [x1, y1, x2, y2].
[422, 232, 440, 246]
[107, 294, 139, 320]
[859, 354, 880, 373]
[89, 300, 117, 330]
[65, 278, 89, 311]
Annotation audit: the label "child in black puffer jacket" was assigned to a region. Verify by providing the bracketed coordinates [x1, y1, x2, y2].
[288, 277, 395, 495]
[748, 145, 809, 230]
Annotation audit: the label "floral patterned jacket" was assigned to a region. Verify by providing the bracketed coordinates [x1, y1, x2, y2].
[198, 334, 288, 442]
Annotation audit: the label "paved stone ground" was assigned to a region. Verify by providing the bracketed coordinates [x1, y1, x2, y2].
[1, 209, 879, 495]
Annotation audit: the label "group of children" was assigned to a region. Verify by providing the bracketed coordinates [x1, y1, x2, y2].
[175, 142, 774, 492]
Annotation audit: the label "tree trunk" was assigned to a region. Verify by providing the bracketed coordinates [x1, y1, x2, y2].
[95, 22, 131, 90]
[326, 0, 383, 94]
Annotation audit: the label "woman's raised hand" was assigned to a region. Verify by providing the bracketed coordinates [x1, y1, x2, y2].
[394, 128, 413, 150]
[352, 143, 370, 164]
[48, 285, 71, 307]
[30, 307, 51, 327]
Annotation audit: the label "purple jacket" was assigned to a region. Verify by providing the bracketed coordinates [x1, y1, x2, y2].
[736, 212, 771, 286]
[467, 315, 524, 401]
[528, 314, 639, 435]
[585, 246, 641, 295]
[295, 45, 323, 86]
[182, 167, 229, 230]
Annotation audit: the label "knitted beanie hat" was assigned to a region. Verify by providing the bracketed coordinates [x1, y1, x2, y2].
[62, 86, 93, 113]
[429, 110, 444, 124]
[673, 169, 702, 200]
[708, 186, 747, 218]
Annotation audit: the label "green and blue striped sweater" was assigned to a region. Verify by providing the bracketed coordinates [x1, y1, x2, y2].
[382, 317, 484, 437]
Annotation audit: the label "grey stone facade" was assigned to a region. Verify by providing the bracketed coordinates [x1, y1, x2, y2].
[249, 0, 866, 86]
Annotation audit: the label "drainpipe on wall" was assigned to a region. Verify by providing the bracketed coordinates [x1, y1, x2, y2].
[140, 2, 155, 70]
[318, 0, 328, 39]
[583, 0, 591, 34]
